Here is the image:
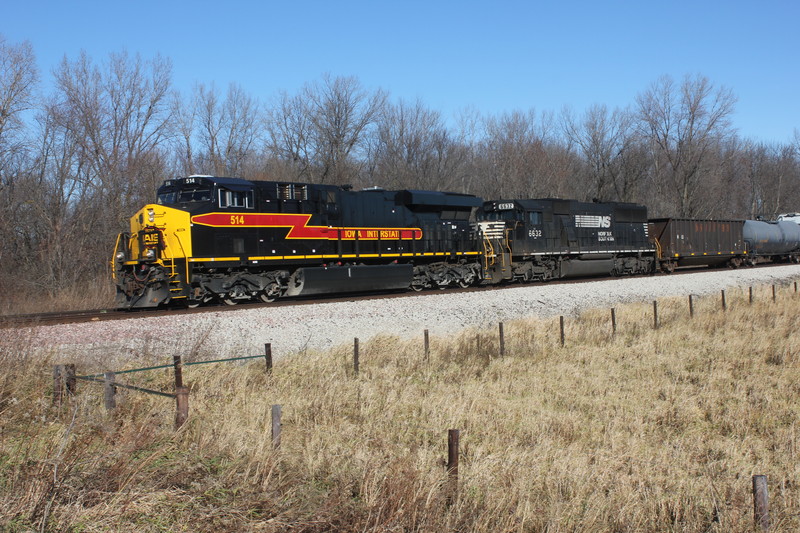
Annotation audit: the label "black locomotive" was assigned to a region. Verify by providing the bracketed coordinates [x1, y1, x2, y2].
[112, 175, 800, 308]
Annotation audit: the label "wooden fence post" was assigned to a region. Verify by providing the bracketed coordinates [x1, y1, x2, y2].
[559, 316, 565, 347]
[103, 372, 116, 410]
[353, 338, 360, 375]
[653, 300, 659, 329]
[498, 322, 505, 357]
[447, 429, 460, 504]
[749, 286, 754, 305]
[689, 294, 694, 318]
[175, 386, 189, 429]
[424, 329, 430, 362]
[752, 475, 769, 531]
[264, 343, 273, 375]
[271, 404, 282, 449]
[173, 355, 183, 389]
[52, 364, 76, 406]
[721, 290, 727, 312]
[53, 365, 64, 406]
[773, 285, 777, 303]
[611, 308, 616, 336]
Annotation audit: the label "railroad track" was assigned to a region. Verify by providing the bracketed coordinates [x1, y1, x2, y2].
[0, 264, 780, 329]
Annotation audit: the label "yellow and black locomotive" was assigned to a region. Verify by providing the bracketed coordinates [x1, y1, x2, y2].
[112, 175, 483, 308]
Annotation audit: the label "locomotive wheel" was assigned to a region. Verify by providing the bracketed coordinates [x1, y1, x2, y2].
[222, 296, 239, 306]
[259, 284, 281, 303]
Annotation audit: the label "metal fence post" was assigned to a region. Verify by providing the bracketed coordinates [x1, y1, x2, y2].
[498, 322, 505, 357]
[424, 329, 430, 362]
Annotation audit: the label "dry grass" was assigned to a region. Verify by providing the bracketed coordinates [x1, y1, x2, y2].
[0, 282, 114, 316]
[2, 284, 800, 531]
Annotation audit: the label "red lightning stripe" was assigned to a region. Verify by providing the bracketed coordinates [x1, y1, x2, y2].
[190, 212, 422, 240]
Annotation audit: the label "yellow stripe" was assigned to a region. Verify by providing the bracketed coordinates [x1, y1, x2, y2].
[190, 257, 240, 262]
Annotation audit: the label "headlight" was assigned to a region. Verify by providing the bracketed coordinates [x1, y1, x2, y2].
[144, 249, 156, 260]
[116, 251, 125, 261]
[148, 208, 155, 223]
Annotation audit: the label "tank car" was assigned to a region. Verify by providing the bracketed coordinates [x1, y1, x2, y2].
[476, 198, 655, 283]
[743, 220, 800, 259]
[112, 176, 483, 308]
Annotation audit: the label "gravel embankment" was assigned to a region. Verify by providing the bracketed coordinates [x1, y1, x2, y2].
[21, 265, 800, 361]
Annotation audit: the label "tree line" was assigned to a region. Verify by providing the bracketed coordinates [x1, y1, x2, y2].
[1, 35, 799, 309]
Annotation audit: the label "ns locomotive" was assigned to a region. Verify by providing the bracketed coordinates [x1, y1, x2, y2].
[112, 175, 800, 308]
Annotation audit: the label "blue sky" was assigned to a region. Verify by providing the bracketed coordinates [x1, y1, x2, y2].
[4, 0, 799, 143]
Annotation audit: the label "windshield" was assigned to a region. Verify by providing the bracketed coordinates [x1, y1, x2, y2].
[158, 187, 212, 205]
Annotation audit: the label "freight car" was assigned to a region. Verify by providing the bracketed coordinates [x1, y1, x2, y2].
[112, 175, 483, 308]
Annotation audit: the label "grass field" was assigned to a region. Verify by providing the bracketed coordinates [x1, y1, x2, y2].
[1, 284, 799, 531]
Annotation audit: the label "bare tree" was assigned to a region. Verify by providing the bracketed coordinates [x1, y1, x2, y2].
[194, 82, 263, 176]
[304, 74, 387, 185]
[264, 90, 314, 181]
[367, 98, 463, 190]
[562, 104, 648, 202]
[636, 74, 737, 216]
[0, 36, 39, 301]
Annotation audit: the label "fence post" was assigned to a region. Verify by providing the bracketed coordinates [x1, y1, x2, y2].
[264, 343, 273, 375]
[272, 404, 282, 449]
[721, 290, 727, 312]
[53, 365, 64, 406]
[424, 329, 430, 362]
[52, 364, 76, 407]
[353, 338, 360, 375]
[65, 364, 76, 398]
[498, 322, 505, 357]
[173, 355, 183, 389]
[559, 316, 565, 347]
[653, 300, 659, 329]
[772, 285, 777, 303]
[447, 429, 460, 504]
[611, 308, 617, 336]
[752, 475, 769, 531]
[175, 386, 189, 429]
[103, 372, 116, 410]
[750, 286, 754, 305]
[689, 294, 694, 318]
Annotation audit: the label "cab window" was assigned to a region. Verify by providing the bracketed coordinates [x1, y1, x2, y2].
[219, 188, 254, 208]
[176, 188, 211, 203]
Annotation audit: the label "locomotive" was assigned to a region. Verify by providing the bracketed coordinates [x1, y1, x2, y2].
[112, 175, 800, 309]
[112, 175, 483, 308]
